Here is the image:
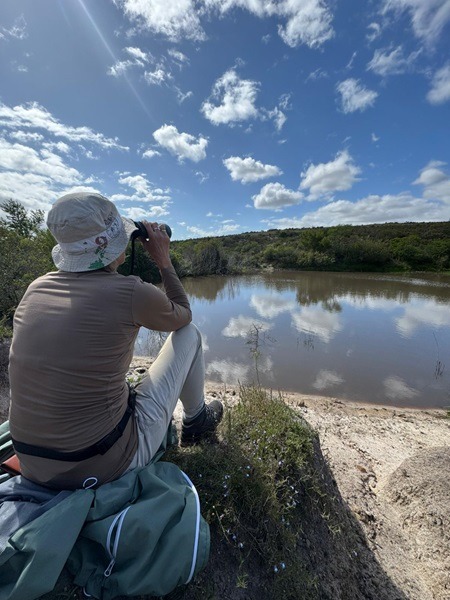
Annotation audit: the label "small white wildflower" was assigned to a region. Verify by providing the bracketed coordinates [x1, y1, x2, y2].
[280, 562, 286, 570]
[238, 542, 244, 549]
[273, 566, 279, 573]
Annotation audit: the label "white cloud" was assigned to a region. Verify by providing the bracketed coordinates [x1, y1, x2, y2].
[186, 223, 241, 237]
[222, 314, 272, 338]
[426, 63, 450, 104]
[206, 0, 335, 47]
[117, 0, 334, 48]
[120, 204, 169, 220]
[223, 156, 282, 184]
[367, 45, 421, 77]
[382, 0, 450, 45]
[371, 133, 380, 142]
[306, 68, 328, 82]
[366, 22, 382, 43]
[313, 369, 344, 390]
[108, 46, 151, 77]
[277, 0, 334, 49]
[8, 131, 44, 143]
[201, 69, 260, 125]
[0, 137, 100, 212]
[175, 88, 194, 103]
[264, 106, 287, 131]
[0, 171, 61, 212]
[195, 171, 209, 183]
[0, 102, 128, 151]
[167, 48, 189, 65]
[336, 79, 378, 113]
[125, 46, 151, 62]
[153, 124, 208, 162]
[114, 0, 205, 42]
[300, 150, 361, 200]
[0, 15, 27, 40]
[414, 161, 450, 203]
[0, 138, 81, 185]
[252, 182, 303, 210]
[144, 67, 173, 85]
[42, 141, 71, 154]
[111, 173, 171, 203]
[108, 59, 137, 77]
[142, 148, 161, 159]
[264, 192, 449, 229]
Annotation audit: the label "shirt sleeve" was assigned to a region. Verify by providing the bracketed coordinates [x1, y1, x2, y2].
[131, 265, 192, 332]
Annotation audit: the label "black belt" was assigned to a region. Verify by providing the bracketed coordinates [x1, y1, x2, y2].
[12, 387, 136, 462]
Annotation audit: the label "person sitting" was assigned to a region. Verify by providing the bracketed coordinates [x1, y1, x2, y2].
[8, 192, 223, 490]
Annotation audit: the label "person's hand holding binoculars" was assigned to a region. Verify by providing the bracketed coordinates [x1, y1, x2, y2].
[140, 221, 172, 270]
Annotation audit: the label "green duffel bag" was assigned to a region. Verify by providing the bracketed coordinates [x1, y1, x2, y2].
[0, 419, 210, 600]
[66, 461, 210, 600]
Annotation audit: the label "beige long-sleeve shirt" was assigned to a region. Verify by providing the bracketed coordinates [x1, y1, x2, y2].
[9, 265, 191, 489]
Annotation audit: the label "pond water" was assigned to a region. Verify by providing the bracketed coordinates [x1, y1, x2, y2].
[135, 271, 450, 409]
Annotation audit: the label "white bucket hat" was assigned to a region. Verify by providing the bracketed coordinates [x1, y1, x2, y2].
[47, 192, 137, 272]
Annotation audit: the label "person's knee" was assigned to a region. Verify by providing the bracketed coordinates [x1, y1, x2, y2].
[174, 322, 202, 348]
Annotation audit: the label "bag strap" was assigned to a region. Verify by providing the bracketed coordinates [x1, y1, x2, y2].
[12, 388, 137, 462]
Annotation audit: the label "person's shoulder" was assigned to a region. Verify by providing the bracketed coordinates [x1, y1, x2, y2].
[27, 270, 60, 288]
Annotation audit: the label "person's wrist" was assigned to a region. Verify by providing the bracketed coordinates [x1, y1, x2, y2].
[157, 257, 172, 270]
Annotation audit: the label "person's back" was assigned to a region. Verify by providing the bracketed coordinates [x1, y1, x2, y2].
[9, 269, 139, 488]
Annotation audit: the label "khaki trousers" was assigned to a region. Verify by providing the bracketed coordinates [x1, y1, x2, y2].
[126, 323, 205, 470]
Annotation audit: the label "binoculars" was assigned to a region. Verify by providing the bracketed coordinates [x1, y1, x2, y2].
[131, 221, 172, 240]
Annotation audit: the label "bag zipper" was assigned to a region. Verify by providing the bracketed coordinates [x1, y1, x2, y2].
[104, 506, 131, 577]
[180, 471, 200, 584]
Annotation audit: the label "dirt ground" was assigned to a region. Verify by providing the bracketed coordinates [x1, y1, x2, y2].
[281, 391, 450, 600]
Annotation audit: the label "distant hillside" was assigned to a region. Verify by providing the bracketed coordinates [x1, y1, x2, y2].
[160, 221, 450, 278]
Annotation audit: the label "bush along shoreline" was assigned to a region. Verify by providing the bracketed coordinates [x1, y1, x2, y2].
[163, 221, 450, 279]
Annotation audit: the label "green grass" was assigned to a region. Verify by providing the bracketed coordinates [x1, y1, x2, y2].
[166, 385, 326, 599]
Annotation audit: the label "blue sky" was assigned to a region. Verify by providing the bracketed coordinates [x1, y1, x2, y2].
[0, 0, 449, 239]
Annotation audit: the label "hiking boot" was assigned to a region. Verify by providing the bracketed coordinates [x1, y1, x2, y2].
[181, 400, 224, 446]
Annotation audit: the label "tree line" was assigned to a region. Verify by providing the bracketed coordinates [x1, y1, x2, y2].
[168, 220, 450, 276]
[1, 199, 449, 335]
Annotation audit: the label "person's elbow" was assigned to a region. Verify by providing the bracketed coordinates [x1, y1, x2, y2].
[174, 307, 192, 331]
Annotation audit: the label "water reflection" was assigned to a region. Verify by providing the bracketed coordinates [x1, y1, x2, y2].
[291, 306, 343, 343]
[313, 370, 345, 391]
[206, 359, 251, 385]
[395, 300, 450, 337]
[222, 315, 272, 338]
[135, 271, 450, 408]
[383, 376, 420, 401]
[250, 294, 296, 318]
